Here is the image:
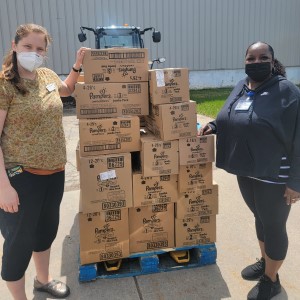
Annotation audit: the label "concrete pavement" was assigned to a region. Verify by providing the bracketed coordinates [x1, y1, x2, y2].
[0, 108, 299, 300]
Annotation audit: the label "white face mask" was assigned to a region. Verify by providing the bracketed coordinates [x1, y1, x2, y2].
[17, 51, 44, 72]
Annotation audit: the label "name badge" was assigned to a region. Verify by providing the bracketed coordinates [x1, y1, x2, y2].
[235, 98, 253, 111]
[7, 165, 24, 178]
[46, 83, 56, 92]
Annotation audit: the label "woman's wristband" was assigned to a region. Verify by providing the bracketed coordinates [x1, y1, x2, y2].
[72, 65, 82, 73]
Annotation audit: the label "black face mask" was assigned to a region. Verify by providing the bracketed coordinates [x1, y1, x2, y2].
[245, 62, 272, 82]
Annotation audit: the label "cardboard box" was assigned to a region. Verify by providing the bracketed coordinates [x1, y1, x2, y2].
[76, 141, 80, 171]
[148, 68, 190, 104]
[147, 101, 197, 141]
[79, 153, 133, 212]
[79, 209, 129, 265]
[140, 133, 179, 176]
[178, 163, 213, 192]
[175, 215, 216, 247]
[79, 116, 140, 156]
[74, 82, 149, 118]
[132, 172, 178, 206]
[179, 135, 215, 165]
[129, 203, 175, 253]
[83, 48, 149, 83]
[77, 73, 84, 83]
[176, 185, 218, 219]
[79, 190, 83, 212]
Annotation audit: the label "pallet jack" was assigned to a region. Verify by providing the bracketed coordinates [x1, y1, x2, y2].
[103, 259, 122, 271]
[170, 250, 190, 263]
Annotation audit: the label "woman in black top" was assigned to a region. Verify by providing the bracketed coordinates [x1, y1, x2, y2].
[200, 41, 300, 300]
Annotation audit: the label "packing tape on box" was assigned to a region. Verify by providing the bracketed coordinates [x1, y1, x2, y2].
[156, 69, 165, 87]
[100, 170, 116, 181]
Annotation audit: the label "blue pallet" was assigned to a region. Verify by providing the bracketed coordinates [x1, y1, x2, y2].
[78, 243, 217, 282]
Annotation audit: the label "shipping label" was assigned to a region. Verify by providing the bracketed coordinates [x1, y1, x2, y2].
[102, 200, 126, 211]
[147, 240, 168, 249]
[107, 156, 125, 168]
[105, 209, 122, 221]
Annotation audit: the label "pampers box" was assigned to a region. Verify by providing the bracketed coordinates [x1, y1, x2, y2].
[83, 48, 149, 83]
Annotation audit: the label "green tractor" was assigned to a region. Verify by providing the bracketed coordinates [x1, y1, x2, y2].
[78, 25, 161, 49]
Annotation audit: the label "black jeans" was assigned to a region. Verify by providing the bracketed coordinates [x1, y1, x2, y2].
[0, 170, 65, 281]
[237, 176, 291, 261]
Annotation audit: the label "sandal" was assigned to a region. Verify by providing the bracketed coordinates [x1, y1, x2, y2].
[34, 277, 70, 298]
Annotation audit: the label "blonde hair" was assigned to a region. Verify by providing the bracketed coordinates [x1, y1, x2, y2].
[1, 24, 52, 95]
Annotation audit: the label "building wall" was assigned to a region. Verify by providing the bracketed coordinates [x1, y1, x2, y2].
[1, 0, 300, 87]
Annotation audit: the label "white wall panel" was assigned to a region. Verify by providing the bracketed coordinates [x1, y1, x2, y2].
[1, 0, 300, 76]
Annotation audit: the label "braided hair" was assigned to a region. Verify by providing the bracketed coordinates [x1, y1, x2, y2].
[273, 58, 286, 77]
[1, 23, 52, 95]
[245, 41, 286, 77]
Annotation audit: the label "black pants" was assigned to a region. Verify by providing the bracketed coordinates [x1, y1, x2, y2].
[0, 170, 65, 281]
[237, 176, 291, 261]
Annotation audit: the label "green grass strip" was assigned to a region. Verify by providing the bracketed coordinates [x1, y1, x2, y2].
[190, 88, 232, 118]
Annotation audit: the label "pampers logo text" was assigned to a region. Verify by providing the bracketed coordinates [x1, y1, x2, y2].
[89, 88, 111, 100]
[95, 224, 114, 234]
[189, 196, 204, 205]
[143, 214, 161, 224]
[90, 125, 106, 134]
[165, 79, 178, 87]
[145, 181, 163, 192]
[189, 171, 202, 179]
[187, 224, 202, 233]
[153, 152, 168, 159]
[118, 66, 137, 76]
[172, 113, 186, 122]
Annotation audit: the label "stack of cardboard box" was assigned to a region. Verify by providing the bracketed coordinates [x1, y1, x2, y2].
[176, 136, 218, 246]
[75, 48, 149, 265]
[75, 49, 218, 266]
[144, 68, 218, 248]
[129, 68, 197, 254]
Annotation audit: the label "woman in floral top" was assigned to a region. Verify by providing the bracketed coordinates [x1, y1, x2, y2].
[0, 23, 87, 299]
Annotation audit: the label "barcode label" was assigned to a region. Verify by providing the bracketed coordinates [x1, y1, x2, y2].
[116, 137, 132, 143]
[84, 144, 121, 152]
[152, 204, 168, 212]
[202, 188, 213, 195]
[91, 50, 108, 56]
[173, 70, 182, 77]
[147, 240, 168, 249]
[200, 216, 210, 223]
[159, 170, 171, 175]
[109, 52, 145, 59]
[181, 104, 190, 111]
[104, 208, 122, 220]
[122, 108, 141, 115]
[160, 175, 171, 181]
[163, 142, 171, 149]
[92, 73, 104, 82]
[103, 201, 126, 211]
[120, 120, 131, 128]
[99, 251, 122, 260]
[171, 97, 182, 103]
[157, 197, 171, 203]
[80, 108, 117, 115]
[107, 156, 125, 168]
[128, 84, 141, 94]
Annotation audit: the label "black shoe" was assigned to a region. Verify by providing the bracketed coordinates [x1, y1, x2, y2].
[247, 274, 281, 300]
[241, 257, 265, 281]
